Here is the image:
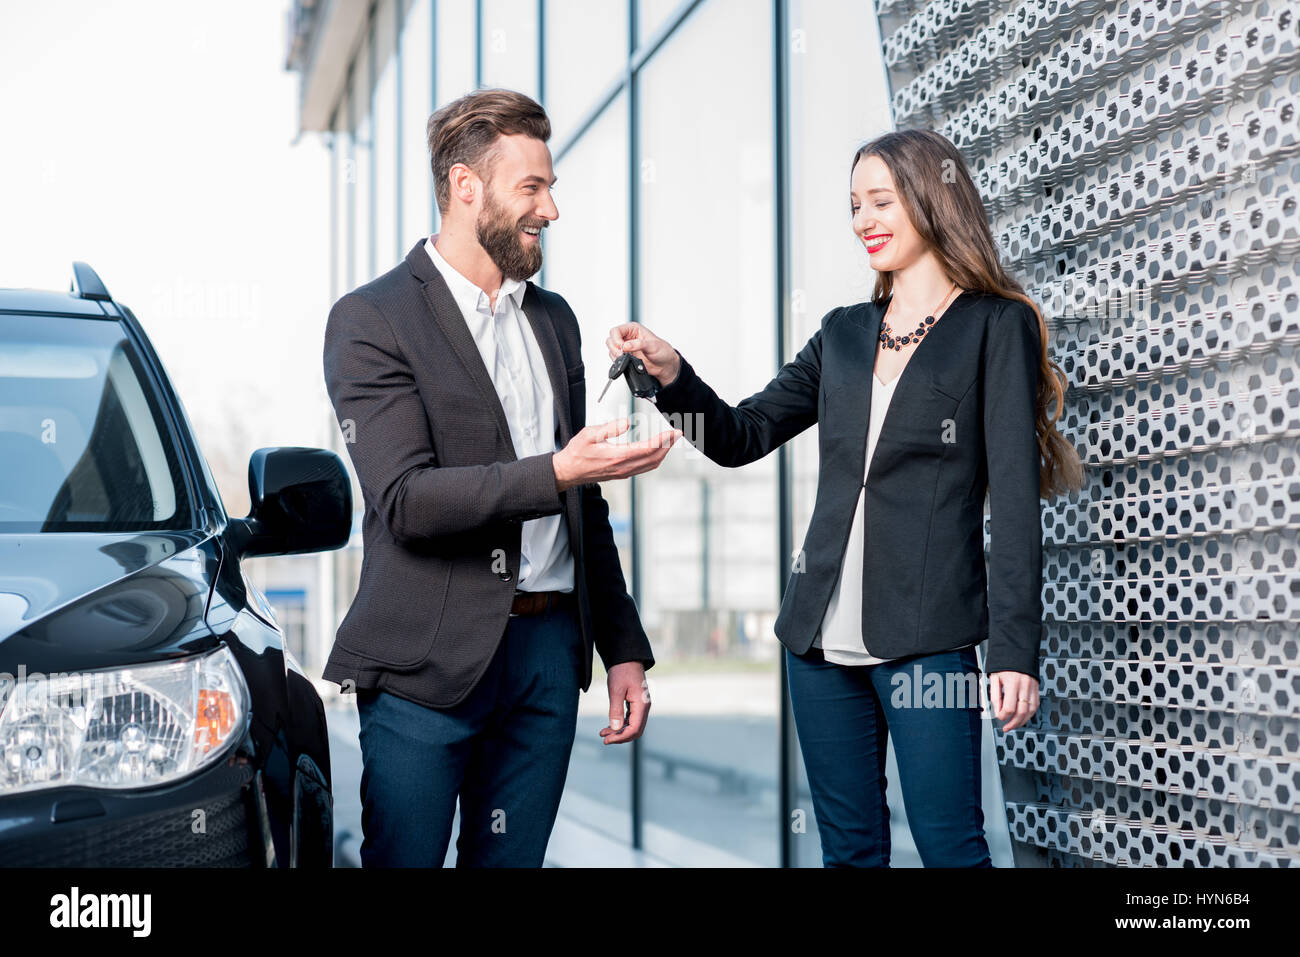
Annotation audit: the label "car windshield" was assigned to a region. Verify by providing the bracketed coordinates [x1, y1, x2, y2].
[0, 313, 192, 532]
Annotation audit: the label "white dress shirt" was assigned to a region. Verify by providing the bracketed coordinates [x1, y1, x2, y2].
[424, 234, 574, 593]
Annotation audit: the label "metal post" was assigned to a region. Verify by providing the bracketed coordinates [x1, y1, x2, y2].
[627, 0, 643, 854]
[774, 0, 796, 869]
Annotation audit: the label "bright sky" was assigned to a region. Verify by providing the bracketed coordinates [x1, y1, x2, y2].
[0, 0, 331, 515]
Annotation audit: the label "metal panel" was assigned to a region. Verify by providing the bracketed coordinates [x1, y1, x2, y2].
[877, 0, 1300, 866]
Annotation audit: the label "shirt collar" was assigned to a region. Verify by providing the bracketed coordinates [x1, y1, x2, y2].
[424, 234, 527, 314]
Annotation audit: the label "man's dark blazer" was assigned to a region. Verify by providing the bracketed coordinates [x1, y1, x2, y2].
[653, 290, 1045, 679]
[320, 238, 654, 709]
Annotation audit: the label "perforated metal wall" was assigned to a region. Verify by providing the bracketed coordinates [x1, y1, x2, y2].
[876, 0, 1300, 866]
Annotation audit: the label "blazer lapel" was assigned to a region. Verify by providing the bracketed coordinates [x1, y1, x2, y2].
[521, 281, 573, 446]
[520, 281, 581, 554]
[846, 298, 883, 371]
[404, 239, 575, 455]
[839, 301, 882, 476]
[403, 239, 515, 456]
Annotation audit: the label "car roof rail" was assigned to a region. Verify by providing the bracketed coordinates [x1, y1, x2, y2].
[70, 261, 112, 301]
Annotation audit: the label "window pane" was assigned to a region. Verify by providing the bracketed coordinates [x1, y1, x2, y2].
[481, 0, 538, 98]
[402, 0, 434, 242]
[544, 0, 628, 146]
[332, 100, 351, 297]
[350, 39, 373, 282]
[0, 314, 190, 532]
[636, 0, 777, 867]
[543, 92, 632, 846]
[637, 0, 682, 47]
[373, 0, 399, 270]
[437, 0, 477, 109]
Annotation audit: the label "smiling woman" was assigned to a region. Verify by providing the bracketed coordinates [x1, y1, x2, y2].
[607, 126, 1085, 868]
[851, 156, 919, 269]
[849, 129, 1082, 499]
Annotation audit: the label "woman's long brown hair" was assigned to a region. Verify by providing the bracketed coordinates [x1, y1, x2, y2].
[854, 129, 1085, 499]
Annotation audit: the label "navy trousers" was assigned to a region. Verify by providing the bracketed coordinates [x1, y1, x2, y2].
[786, 643, 993, 868]
[355, 596, 583, 867]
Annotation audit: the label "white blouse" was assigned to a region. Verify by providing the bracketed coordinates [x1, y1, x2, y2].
[813, 371, 900, 665]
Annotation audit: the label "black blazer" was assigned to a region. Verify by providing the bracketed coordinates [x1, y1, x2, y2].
[653, 290, 1045, 678]
[321, 238, 654, 709]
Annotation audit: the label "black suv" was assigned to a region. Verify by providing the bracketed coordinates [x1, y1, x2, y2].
[0, 263, 351, 866]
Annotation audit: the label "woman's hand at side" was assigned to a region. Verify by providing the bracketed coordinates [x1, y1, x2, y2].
[989, 671, 1040, 732]
[606, 323, 682, 388]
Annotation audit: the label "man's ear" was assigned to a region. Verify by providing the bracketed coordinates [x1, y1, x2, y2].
[447, 161, 480, 206]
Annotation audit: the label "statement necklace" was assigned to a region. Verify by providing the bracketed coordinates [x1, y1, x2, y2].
[879, 282, 958, 351]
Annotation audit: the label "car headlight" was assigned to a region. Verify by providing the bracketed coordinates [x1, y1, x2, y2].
[0, 645, 249, 797]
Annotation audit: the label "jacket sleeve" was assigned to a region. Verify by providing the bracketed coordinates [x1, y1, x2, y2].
[581, 482, 655, 672]
[651, 308, 834, 468]
[322, 291, 565, 546]
[979, 299, 1046, 680]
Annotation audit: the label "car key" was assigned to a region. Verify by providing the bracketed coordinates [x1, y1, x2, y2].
[596, 353, 632, 402]
[598, 351, 661, 403]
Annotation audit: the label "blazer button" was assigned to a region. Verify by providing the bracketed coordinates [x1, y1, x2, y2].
[498, 570, 513, 582]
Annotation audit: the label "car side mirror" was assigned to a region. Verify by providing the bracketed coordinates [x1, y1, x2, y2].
[226, 447, 353, 558]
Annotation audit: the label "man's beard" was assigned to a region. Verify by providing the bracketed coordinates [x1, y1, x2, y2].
[476, 184, 544, 282]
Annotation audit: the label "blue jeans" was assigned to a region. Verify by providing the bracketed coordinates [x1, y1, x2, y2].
[355, 598, 583, 867]
[786, 644, 992, 867]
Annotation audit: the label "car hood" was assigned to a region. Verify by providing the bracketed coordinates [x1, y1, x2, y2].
[0, 531, 224, 673]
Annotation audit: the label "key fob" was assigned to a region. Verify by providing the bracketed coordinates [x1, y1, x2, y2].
[622, 354, 661, 400]
[599, 351, 661, 402]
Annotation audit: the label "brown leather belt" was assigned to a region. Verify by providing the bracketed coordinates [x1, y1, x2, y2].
[509, 590, 572, 617]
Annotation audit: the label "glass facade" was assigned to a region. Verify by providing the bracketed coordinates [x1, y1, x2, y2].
[317, 0, 1006, 866]
[633, 0, 779, 867]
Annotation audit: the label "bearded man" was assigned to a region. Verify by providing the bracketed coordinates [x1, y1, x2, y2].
[322, 87, 678, 867]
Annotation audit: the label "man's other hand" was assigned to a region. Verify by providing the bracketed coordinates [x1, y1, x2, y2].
[599, 661, 650, 745]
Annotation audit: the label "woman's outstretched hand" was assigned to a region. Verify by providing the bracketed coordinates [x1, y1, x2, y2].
[988, 672, 1040, 732]
[606, 323, 682, 388]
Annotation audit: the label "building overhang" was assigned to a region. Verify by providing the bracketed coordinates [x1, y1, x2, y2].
[285, 0, 371, 133]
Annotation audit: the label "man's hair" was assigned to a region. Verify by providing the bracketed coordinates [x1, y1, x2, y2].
[427, 88, 551, 214]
